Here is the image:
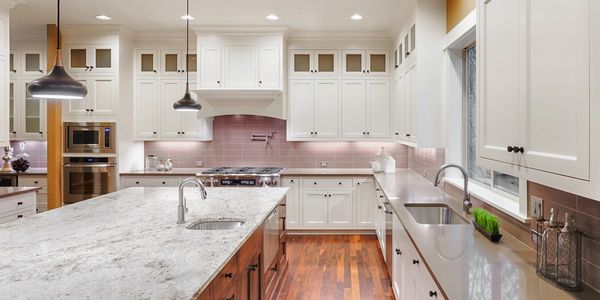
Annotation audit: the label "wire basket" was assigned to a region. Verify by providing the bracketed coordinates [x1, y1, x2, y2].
[533, 219, 582, 291]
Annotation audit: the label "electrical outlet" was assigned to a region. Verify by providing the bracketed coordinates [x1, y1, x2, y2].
[531, 196, 543, 219]
[320, 161, 328, 168]
[195, 161, 204, 167]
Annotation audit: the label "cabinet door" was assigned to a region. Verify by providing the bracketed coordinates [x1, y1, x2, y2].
[88, 77, 117, 115]
[258, 46, 280, 88]
[283, 178, 300, 229]
[200, 46, 222, 88]
[301, 190, 328, 228]
[8, 80, 15, 139]
[9, 50, 18, 76]
[392, 216, 404, 299]
[327, 190, 353, 227]
[342, 50, 365, 76]
[341, 80, 367, 138]
[366, 50, 389, 76]
[136, 49, 159, 76]
[160, 49, 183, 76]
[159, 80, 184, 138]
[405, 64, 417, 142]
[391, 74, 406, 139]
[477, 0, 523, 163]
[21, 49, 45, 76]
[135, 79, 159, 139]
[524, 0, 590, 180]
[181, 95, 211, 140]
[21, 79, 46, 140]
[366, 79, 391, 138]
[314, 50, 338, 77]
[65, 45, 90, 72]
[313, 79, 339, 138]
[65, 78, 90, 115]
[354, 178, 375, 228]
[91, 45, 116, 73]
[224, 45, 256, 88]
[289, 50, 313, 77]
[288, 80, 314, 138]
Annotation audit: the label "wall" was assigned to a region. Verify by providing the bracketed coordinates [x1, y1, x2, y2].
[446, 0, 475, 32]
[145, 115, 409, 169]
[407, 147, 445, 183]
[9, 140, 47, 168]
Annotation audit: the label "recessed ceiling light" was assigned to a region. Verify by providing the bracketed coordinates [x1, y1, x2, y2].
[180, 15, 194, 20]
[266, 14, 279, 21]
[95, 15, 112, 21]
[350, 14, 363, 21]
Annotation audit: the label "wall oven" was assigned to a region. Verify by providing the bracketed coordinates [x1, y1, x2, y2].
[63, 157, 116, 204]
[64, 122, 115, 154]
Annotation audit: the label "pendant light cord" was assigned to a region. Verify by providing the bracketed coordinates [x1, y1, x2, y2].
[185, 0, 189, 88]
[57, 0, 61, 50]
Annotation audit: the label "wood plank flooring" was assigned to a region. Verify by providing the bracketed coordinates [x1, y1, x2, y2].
[277, 235, 395, 300]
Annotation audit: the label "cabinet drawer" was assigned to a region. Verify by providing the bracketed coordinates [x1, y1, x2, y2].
[123, 177, 180, 188]
[302, 178, 352, 189]
[212, 254, 239, 293]
[0, 210, 34, 224]
[18, 177, 48, 194]
[0, 193, 35, 215]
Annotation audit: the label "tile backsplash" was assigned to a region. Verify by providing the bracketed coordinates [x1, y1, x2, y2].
[144, 115, 409, 169]
[408, 147, 446, 183]
[9, 141, 47, 168]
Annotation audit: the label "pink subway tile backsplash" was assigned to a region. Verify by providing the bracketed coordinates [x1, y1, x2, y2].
[9, 141, 48, 168]
[144, 115, 409, 169]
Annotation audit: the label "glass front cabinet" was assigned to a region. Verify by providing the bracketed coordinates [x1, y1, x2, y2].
[10, 49, 46, 77]
[342, 50, 389, 76]
[65, 44, 116, 73]
[8, 79, 47, 141]
[290, 50, 338, 77]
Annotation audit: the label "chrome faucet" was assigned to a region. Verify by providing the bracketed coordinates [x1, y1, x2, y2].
[433, 164, 473, 214]
[177, 177, 208, 224]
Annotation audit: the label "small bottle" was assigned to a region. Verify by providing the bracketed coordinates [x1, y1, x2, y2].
[157, 159, 165, 171]
[557, 213, 577, 287]
[541, 208, 560, 278]
[165, 158, 173, 171]
[145, 154, 158, 171]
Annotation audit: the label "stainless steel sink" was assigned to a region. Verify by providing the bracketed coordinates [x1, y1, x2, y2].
[186, 218, 246, 230]
[404, 203, 468, 225]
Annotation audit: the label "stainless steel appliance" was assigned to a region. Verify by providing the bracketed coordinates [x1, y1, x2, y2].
[197, 167, 283, 187]
[64, 122, 115, 154]
[0, 174, 17, 187]
[263, 206, 280, 270]
[63, 157, 116, 204]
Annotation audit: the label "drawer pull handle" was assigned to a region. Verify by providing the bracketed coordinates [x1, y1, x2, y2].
[314, 182, 317, 185]
[162, 182, 166, 184]
[395, 248, 402, 255]
[135, 181, 140, 184]
[279, 203, 286, 207]
[413, 259, 419, 265]
[34, 181, 39, 184]
[429, 291, 438, 297]
[17, 202, 23, 205]
[224, 272, 233, 278]
[17, 215, 23, 218]
[290, 179, 294, 183]
[248, 264, 258, 271]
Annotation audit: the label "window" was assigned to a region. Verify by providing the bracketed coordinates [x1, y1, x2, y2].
[464, 45, 519, 197]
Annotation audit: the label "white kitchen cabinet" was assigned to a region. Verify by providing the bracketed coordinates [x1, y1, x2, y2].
[224, 45, 256, 88]
[282, 178, 300, 229]
[391, 73, 406, 140]
[327, 190, 353, 227]
[134, 79, 160, 139]
[199, 45, 222, 88]
[354, 178, 375, 228]
[391, 214, 406, 299]
[478, 0, 591, 180]
[342, 50, 389, 77]
[289, 50, 338, 78]
[288, 79, 339, 139]
[10, 49, 46, 77]
[342, 79, 391, 139]
[18, 175, 48, 213]
[0, 191, 37, 224]
[258, 46, 280, 88]
[8, 79, 47, 141]
[65, 77, 117, 117]
[135, 49, 159, 76]
[121, 176, 181, 188]
[0, 12, 8, 147]
[160, 49, 185, 76]
[301, 190, 328, 228]
[64, 44, 116, 73]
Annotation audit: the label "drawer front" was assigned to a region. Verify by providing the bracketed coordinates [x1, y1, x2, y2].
[0, 209, 34, 224]
[302, 178, 353, 189]
[18, 177, 48, 194]
[0, 193, 35, 215]
[123, 177, 180, 188]
[212, 254, 239, 293]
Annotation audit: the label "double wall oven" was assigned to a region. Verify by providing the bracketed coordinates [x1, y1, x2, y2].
[63, 122, 117, 204]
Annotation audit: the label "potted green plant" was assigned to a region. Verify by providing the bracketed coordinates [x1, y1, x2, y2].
[472, 208, 503, 242]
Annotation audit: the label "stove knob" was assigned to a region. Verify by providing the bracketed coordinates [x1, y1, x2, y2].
[271, 180, 278, 187]
[264, 179, 272, 187]
[258, 179, 265, 187]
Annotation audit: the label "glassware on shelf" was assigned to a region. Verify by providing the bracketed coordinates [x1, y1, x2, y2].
[164, 158, 173, 171]
[157, 160, 165, 171]
[540, 208, 560, 278]
[145, 154, 158, 171]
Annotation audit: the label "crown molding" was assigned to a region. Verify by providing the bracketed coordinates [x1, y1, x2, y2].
[288, 30, 392, 41]
[0, 0, 24, 10]
[192, 25, 290, 36]
[59, 24, 134, 38]
[10, 29, 45, 41]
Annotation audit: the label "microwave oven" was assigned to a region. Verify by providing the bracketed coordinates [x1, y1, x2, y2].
[64, 122, 115, 154]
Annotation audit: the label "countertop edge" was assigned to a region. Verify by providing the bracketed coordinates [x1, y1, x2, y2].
[0, 187, 41, 199]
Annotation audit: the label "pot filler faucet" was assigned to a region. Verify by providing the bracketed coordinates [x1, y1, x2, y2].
[433, 164, 473, 214]
[177, 177, 208, 224]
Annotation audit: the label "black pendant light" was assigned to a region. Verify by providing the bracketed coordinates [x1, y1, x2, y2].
[27, 0, 87, 100]
[173, 0, 201, 111]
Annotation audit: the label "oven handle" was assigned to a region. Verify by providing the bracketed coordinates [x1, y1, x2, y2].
[64, 164, 116, 168]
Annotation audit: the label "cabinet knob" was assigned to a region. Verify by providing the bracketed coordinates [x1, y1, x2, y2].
[259, 80, 263, 84]
[406, 133, 411, 137]
[314, 182, 317, 185]
[33, 181, 38, 184]
[181, 132, 185, 134]
[367, 132, 370, 135]
[366, 70, 370, 73]
[85, 109, 90, 112]
[412, 259, 419, 265]
[507, 146, 514, 153]
[338, 182, 342, 185]
[378, 205, 382, 209]
[153, 70, 157, 73]
[290, 179, 294, 183]
[162, 182, 166, 185]
[379, 195, 384, 198]
[17, 215, 23, 218]
[153, 131, 157, 135]
[328, 194, 331, 197]
[224, 272, 233, 278]
[89, 66, 94, 70]
[357, 182, 360, 185]
[90, 109, 94, 112]
[395, 248, 402, 255]
[363, 132, 366, 135]
[11, 131, 16, 134]
[11, 69, 16, 73]
[429, 291, 438, 297]
[395, 133, 399, 135]
[135, 181, 140, 184]
[516, 146, 524, 153]
[39, 131, 43, 135]
[39, 69, 43, 73]
[406, 52, 410, 56]
[217, 80, 221, 84]
[248, 264, 258, 271]
[17, 201, 23, 205]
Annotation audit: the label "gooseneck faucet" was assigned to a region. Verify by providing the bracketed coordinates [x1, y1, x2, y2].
[433, 164, 472, 214]
[177, 177, 208, 224]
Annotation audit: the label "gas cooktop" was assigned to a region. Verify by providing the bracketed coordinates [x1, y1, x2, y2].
[201, 167, 283, 175]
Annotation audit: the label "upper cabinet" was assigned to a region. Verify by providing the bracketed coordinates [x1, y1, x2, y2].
[64, 77, 117, 117]
[289, 50, 338, 78]
[64, 44, 116, 73]
[10, 49, 46, 77]
[135, 48, 197, 77]
[341, 79, 390, 139]
[342, 50, 389, 77]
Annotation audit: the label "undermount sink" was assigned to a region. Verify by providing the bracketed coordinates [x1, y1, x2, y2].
[186, 218, 246, 230]
[404, 203, 468, 225]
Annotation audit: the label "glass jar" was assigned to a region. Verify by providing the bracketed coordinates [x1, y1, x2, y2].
[557, 213, 580, 288]
[541, 208, 560, 278]
[145, 154, 158, 171]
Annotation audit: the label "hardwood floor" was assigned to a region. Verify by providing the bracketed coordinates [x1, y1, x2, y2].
[277, 235, 395, 300]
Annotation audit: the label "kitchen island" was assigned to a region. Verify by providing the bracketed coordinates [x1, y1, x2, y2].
[0, 187, 288, 299]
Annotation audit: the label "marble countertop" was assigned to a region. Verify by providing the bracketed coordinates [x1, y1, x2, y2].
[0, 187, 288, 299]
[0, 168, 47, 176]
[120, 168, 207, 176]
[280, 168, 374, 176]
[0, 187, 40, 199]
[374, 170, 599, 300]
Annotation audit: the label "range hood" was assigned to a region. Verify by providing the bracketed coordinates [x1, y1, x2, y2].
[191, 88, 285, 119]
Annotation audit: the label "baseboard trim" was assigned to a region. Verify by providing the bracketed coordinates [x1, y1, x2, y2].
[287, 229, 376, 235]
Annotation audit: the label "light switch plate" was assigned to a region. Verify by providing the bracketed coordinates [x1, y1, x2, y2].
[531, 196, 543, 219]
[195, 161, 204, 167]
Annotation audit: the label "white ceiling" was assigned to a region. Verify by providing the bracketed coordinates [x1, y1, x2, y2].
[10, 0, 406, 34]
